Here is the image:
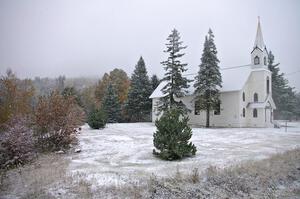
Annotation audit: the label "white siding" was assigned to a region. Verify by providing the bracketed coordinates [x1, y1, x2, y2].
[186, 92, 241, 127]
[241, 68, 273, 127]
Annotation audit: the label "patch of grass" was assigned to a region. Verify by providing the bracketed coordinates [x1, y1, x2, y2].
[0, 154, 69, 198]
[190, 168, 200, 184]
[1, 148, 299, 199]
[149, 148, 300, 199]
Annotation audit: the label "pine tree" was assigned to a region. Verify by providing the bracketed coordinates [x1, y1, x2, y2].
[126, 57, 152, 122]
[159, 29, 190, 113]
[194, 29, 222, 128]
[102, 83, 121, 123]
[151, 74, 160, 91]
[87, 108, 106, 129]
[268, 51, 297, 119]
[153, 108, 197, 160]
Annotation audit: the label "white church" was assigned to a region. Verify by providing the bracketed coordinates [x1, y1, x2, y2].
[150, 20, 276, 127]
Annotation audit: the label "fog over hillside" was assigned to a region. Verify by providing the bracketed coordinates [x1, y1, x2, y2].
[0, 0, 299, 90]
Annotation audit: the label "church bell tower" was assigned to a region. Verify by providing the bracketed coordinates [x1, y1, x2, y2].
[251, 17, 268, 69]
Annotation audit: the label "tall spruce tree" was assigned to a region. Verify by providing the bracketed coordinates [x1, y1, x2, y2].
[159, 29, 190, 113]
[268, 51, 297, 119]
[151, 74, 160, 91]
[194, 29, 222, 128]
[102, 83, 121, 123]
[126, 57, 152, 122]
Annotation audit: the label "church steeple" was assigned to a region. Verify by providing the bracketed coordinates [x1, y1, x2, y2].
[251, 17, 268, 68]
[253, 17, 265, 50]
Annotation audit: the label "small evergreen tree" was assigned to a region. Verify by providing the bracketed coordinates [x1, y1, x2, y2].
[151, 74, 160, 91]
[268, 51, 297, 119]
[159, 29, 191, 114]
[126, 57, 152, 122]
[194, 29, 222, 128]
[102, 83, 121, 123]
[153, 108, 197, 160]
[87, 108, 106, 129]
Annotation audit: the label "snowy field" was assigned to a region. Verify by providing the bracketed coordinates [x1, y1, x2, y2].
[68, 123, 300, 187]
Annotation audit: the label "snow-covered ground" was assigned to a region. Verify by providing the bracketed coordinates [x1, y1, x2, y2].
[68, 123, 300, 187]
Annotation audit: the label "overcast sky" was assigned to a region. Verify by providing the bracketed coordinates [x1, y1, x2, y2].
[0, 0, 299, 90]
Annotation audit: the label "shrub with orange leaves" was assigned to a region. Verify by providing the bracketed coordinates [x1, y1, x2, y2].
[34, 92, 85, 151]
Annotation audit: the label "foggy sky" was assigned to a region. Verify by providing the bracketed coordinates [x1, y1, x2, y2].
[0, 0, 299, 90]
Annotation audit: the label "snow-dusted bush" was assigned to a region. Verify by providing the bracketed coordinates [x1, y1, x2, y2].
[0, 116, 35, 169]
[34, 92, 85, 151]
[87, 108, 106, 129]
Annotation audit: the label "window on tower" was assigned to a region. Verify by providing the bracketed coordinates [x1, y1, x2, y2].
[243, 108, 245, 117]
[242, 92, 245, 102]
[267, 77, 270, 94]
[264, 57, 267, 65]
[254, 93, 258, 102]
[254, 56, 260, 65]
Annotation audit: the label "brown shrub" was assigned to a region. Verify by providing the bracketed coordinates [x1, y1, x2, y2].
[34, 92, 85, 151]
[0, 69, 34, 126]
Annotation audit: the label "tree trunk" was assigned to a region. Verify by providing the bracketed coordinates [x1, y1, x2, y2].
[206, 107, 210, 128]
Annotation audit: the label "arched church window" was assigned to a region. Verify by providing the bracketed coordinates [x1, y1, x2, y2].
[242, 92, 245, 102]
[243, 108, 245, 117]
[254, 56, 260, 65]
[264, 57, 267, 65]
[253, 108, 258, 118]
[267, 77, 270, 94]
[254, 93, 258, 102]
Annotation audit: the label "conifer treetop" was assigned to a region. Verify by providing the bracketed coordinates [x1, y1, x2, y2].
[159, 29, 190, 113]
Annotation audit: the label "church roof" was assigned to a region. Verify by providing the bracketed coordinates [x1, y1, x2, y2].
[149, 65, 253, 99]
[253, 18, 266, 51]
